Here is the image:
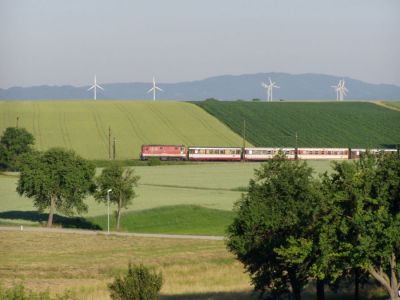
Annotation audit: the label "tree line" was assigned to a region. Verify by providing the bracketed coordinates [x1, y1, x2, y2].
[227, 151, 400, 299]
[0, 127, 139, 229]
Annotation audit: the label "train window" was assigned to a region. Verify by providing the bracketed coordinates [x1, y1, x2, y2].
[328, 151, 331, 155]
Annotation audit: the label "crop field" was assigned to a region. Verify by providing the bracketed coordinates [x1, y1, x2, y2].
[0, 161, 333, 233]
[0, 101, 246, 160]
[196, 101, 400, 148]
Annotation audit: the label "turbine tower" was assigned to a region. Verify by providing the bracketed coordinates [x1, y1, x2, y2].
[261, 78, 280, 102]
[147, 76, 163, 101]
[331, 79, 348, 101]
[88, 75, 104, 100]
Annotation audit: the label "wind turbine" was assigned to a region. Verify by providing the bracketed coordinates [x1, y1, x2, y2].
[331, 79, 348, 101]
[88, 75, 104, 100]
[147, 76, 163, 101]
[261, 78, 280, 102]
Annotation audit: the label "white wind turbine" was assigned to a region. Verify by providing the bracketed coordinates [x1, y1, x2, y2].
[147, 76, 163, 101]
[331, 79, 348, 101]
[88, 75, 104, 100]
[261, 78, 280, 102]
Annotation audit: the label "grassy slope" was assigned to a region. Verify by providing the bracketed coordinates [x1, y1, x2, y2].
[89, 205, 235, 236]
[196, 101, 400, 148]
[0, 161, 333, 233]
[0, 101, 247, 160]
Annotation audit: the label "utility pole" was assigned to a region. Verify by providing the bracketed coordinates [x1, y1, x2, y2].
[16, 116, 19, 128]
[295, 132, 298, 160]
[113, 137, 116, 160]
[242, 120, 246, 161]
[108, 126, 111, 160]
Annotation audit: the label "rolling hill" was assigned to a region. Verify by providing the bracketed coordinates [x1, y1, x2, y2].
[0, 101, 246, 160]
[1, 73, 400, 100]
[196, 100, 400, 149]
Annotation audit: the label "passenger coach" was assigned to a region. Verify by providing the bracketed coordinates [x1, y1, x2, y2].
[188, 146, 241, 161]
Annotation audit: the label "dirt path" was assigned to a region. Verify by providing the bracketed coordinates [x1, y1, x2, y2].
[0, 225, 225, 241]
[374, 101, 400, 112]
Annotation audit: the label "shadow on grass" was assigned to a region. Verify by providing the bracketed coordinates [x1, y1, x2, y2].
[0, 210, 101, 230]
[160, 291, 258, 300]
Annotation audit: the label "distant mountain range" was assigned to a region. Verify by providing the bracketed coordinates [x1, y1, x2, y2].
[1, 73, 400, 101]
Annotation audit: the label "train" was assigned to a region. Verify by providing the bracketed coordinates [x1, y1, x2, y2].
[140, 144, 399, 161]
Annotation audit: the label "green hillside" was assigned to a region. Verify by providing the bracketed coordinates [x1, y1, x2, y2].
[196, 100, 400, 148]
[0, 100, 247, 159]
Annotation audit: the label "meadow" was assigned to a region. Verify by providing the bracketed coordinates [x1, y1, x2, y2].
[0, 231, 387, 300]
[0, 161, 333, 234]
[196, 100, 400, 148]
[0, 101, 246, 160]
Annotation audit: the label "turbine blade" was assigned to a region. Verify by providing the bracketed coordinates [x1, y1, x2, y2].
[88, 85, 95, 91]
[155, 87, 163, 91]
[97, 85, 104, 91]
[147, 87, 154, 93]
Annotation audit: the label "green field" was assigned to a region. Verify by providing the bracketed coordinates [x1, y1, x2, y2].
[0, 101, 247, 160]
[196, 100, 400, 148]
[381, 101, 400, 111]
[0, 161, 333, 233]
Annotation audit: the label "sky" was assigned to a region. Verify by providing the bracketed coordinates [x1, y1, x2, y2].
[0, 0, 399, 88]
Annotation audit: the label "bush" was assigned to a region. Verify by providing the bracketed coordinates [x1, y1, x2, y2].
[108, 264, 163, 300]
[147, 157, 161, 166]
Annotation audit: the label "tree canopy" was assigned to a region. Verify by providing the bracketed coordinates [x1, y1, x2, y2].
[0, 127, 34, 171]
[94, 164, 140, 230]
[17, 148, 95, 227]
[227, 152, 320, 300]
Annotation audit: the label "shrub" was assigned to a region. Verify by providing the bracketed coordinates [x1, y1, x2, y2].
[147, 157, 161, 166]
[0, 283, 76, 300]
[108, 264, 163, 300]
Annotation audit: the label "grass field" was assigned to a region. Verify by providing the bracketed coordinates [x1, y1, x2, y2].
[0, 161, 333, 233]
[380, 101, 400, 111]
[0, 231, 387, 300]
[196, 100, 400, 148]
[0, 101, 247, 160]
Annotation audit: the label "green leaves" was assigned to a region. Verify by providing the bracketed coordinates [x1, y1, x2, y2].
[17, 148, 95, 225]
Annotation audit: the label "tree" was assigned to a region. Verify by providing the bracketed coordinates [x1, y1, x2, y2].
[94, 164, 140, 230]
[108, 264, 162, 300]
[16, 148, 95, 227]
[321, 153, 400, 300]
[227, 152, 320, 300]
[0, 127, 34, 171]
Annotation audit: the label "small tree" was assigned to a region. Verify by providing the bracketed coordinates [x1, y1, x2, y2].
[17, 148, 95, 227]
[0, 127, 34, 170]
[95, 164, 140, 230]
[108, 264, 162, 300]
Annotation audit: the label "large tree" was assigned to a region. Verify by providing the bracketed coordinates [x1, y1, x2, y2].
[0, 127, 34, 171]
[227, 152, 320, 300]
[321, 153, 400, 300]
[94, 164, 140, 230]
[17, 148, 95, 227]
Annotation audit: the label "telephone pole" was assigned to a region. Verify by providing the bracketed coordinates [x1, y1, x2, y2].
[112, 137, 116, 160]
[108, 126, 111, 160]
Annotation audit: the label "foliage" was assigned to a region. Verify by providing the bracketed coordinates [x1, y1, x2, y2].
[0, 127, 34, 171]
[320, 153, 400, 299]
[94, 163, 140, 230]
[0, 101, 245, 160]
[147, 157, 161, 166]
[227, 152, 320, 299]
[196, 101, 400, 148]
[108, 264, 162, 300]
[16, 148, 95, 227]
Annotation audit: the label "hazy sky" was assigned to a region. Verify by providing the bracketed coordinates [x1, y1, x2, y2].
[0, 0, 399, 88]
